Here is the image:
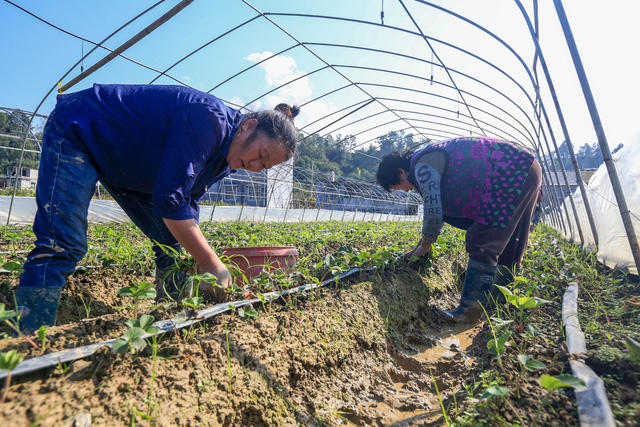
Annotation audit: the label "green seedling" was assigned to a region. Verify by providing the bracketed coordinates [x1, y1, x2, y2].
[77, 294, 92, 319]
[481, 304, 508, 371]
[479, 382, 510, 400]
[2, 256, 25, 275]
[479, 381, 526, 425]
[118, 281, 156, 317]
[145, 336, 159, 417]
[37, 325, 48, 354]
[539, 374, 585, 392]
[487, 331, 511, 358]
[0, 304, 20, 336]
[430, 368, 450, 427]
[517, 354, 546, 372]
[196, 378, 218, 393]
[237, 304, 258, 320]
[495, 284, 550, 333]
[0, 350, 24, 402]
[112, 315, 158, 354]
[225, 330, 233, 394]
[624, 337, 640, 362]
[516, 354, 546, 398]
[0, 303, 37, 349]
[490, 316, 514, 329]
[55, 360, 71, 375]
[181, 296, 205, 319]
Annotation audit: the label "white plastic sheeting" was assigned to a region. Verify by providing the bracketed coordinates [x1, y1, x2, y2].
[0, 196, 419, 225]
[552, 143, 640, 275]
[266, 159, 293, 209]
[0, 196, 130, 224]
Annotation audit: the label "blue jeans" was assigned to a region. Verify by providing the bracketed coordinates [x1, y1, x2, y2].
[19, 120, 181, 291]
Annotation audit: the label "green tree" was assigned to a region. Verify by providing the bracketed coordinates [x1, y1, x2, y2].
[294, 130, 428, 183]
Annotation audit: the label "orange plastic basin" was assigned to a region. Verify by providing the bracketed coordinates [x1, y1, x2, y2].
[221, 246, 298, 284]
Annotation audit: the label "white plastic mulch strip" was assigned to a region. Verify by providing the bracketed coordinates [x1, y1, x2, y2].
[0, 268, 359, 380]
[562, 282, 587, 356]
[562, 281, 615, 427]
[0, 196, 419, 225]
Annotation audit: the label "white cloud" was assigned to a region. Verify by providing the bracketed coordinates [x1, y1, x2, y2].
[246, 51, 313, 106]
[245, 51, 340, 132]
[229, 96, 262, 113]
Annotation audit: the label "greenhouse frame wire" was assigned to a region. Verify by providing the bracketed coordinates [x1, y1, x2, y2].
[1, 0, 638, 273]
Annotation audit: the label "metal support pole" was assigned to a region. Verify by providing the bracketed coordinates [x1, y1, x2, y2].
[539, 108, 579, 242]
[540, 161, 564, 231]
[554, 0, 640, 272]
[516, 0, 596, 246]
[60, 0, 194, 92]
[536, 138, 568, 234]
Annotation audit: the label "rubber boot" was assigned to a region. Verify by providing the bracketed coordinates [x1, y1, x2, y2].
[15, 287, 62, 335]
[155, 265, 193, 303]
[439, 258, 497, 323]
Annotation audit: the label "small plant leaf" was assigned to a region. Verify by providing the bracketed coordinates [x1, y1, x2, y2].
[111, 339, 129, 354]
[526, 323, 544, 337]
[117, 287, 134, 297]
[139, 314, 154, 330]
[539, 374, 585, 392]
[490, 316, 514, 328]
[488, 331, 510, 356]
[0, 350, 24, 370]
[37, 326, 48, 342]
[0, 304, 17, 322]
[182, 296, 204, 310]
[480, 383, 510, 399]
[2, 261, 23, 273]
[518, 354, 546, 371]
[624, 337, 640, 362]
[494, 284, 514, 298]
[123, 327, 147, 351]
[526, 360, 546, 371]
[243, 305, 258, 320]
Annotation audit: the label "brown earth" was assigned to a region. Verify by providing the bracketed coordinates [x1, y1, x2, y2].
[0, 249, 489, 426]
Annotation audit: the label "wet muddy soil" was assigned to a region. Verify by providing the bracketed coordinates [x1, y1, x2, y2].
[0, 250, 479, 426]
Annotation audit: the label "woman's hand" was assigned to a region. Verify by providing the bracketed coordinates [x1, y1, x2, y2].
[406, 239, 432, 258]
[198, 261, 232, 302]
[162, 218, 232, 302]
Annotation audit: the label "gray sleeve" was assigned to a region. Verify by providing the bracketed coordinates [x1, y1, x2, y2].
[414, 160, 443, 242]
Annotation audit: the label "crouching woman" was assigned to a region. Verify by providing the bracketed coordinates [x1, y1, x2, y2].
[376, 137, 542, 323]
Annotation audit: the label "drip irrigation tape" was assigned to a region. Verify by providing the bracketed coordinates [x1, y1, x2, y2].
[0, 268, 360, 380]
[561, 281, 615, 426]
[562, 282, 586, 356]
[0, 264, 117, 274]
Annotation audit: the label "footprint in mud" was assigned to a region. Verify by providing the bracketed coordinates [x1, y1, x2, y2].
[343, 324, 482, 426]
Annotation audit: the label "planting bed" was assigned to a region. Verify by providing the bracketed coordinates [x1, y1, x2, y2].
[0, 221, 638, 425]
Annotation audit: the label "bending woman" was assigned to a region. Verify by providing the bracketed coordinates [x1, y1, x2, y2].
[376, 137, 542, 323]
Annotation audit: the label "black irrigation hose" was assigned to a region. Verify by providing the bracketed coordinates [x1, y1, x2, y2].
[0, 267, 361, 380]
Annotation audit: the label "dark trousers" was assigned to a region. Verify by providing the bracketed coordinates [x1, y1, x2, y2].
[464, 159, 542, 268]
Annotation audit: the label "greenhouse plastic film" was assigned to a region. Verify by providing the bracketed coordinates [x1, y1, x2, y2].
[553, 144, 639, 275]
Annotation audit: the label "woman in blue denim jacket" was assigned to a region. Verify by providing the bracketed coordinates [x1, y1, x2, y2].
[16, 84, 299, 333]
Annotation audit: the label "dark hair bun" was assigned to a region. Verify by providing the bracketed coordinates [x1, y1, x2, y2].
[274, 103, 300, 121]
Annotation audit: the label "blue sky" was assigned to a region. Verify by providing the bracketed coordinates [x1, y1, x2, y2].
[1, 0, 638, 152]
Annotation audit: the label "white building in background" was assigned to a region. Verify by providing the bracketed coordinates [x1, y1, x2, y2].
[266, 159, 293, 209]
[3, 166, 38, 189]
